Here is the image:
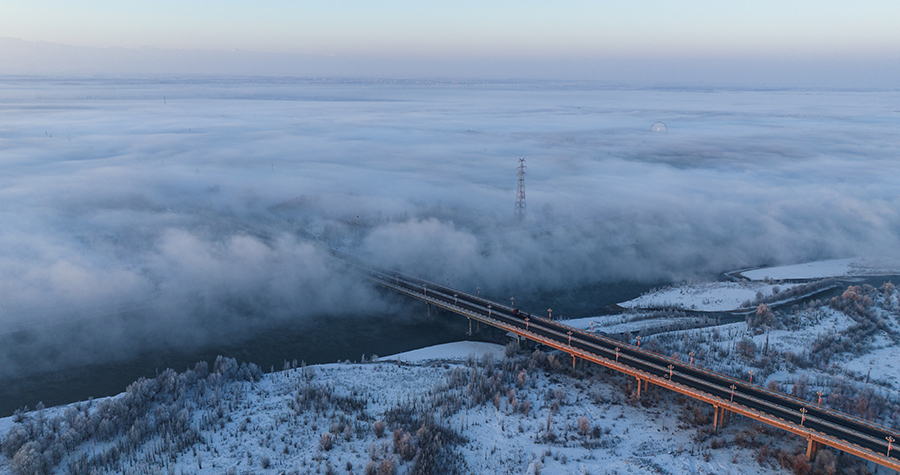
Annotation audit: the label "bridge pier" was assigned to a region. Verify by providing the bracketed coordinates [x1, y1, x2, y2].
[427, 303, 431, 317]
[468, 318, 472, 336]
[713, 405, 721, 433]
[713, 406, 734, 430]
[636, 377, 642, 398]
[807, 436, 819, 461]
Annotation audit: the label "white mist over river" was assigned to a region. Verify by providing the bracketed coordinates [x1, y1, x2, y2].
[1, 77, 899, 412]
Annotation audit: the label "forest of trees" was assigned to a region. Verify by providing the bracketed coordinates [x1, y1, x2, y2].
[1, 357, 262, 475]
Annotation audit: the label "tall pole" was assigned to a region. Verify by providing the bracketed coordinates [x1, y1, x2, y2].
[515, 158, 526, 220]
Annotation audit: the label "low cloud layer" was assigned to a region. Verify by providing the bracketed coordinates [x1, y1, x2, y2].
[1, 77, 899, 376]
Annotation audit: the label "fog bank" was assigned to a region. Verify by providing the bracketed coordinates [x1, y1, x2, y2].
[1, 77, 899, 376]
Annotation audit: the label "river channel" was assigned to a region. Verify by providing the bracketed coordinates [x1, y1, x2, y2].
[0, 278, 660, 417]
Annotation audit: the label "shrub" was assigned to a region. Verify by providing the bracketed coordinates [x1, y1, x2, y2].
[577, 416, 591, 437]
[377, 457, 396, 475]
[373, 420, 386, 438]
[320, 432, 333, 451]
[736, 338, 757, 359]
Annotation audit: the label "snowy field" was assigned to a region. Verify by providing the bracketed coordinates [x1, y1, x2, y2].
[741, 258, 900, 281]
[0, 341, 803, 475]
[562, 314, 715, 337]
[380, 341, 506, 363]
[619, 281, 798, 312]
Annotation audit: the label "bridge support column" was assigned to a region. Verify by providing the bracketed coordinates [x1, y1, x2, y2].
[636, 378, 642, 398]
[713, 405, 720, 433]
[572, 354, 577, 370]
[467, 318, 472, 336]
[806, 436, 818, 461]
[427, 303, 431, 317]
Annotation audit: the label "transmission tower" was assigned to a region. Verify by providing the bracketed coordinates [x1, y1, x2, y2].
[515, 157, 526, 219]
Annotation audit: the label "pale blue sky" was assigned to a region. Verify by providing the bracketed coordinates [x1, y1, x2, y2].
[4, 0, 899, 58]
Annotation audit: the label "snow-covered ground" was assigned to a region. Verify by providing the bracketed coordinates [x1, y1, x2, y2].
[0, 340, 807, 475]
[561, 314, 714, 337]
[743, 307, 856, 363]
[842, 345, 900, 390]
[619, 281, 797, 312]
[740, 258, 900, 281]
[380, 341, 506, 363]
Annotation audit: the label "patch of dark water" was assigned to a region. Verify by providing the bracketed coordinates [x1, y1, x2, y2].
[0, 298, 481, 417]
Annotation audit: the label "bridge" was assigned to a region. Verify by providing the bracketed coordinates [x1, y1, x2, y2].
[341, 257, 900, 471]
